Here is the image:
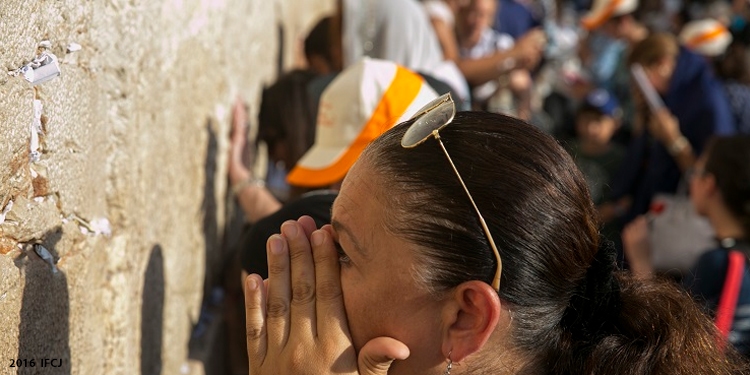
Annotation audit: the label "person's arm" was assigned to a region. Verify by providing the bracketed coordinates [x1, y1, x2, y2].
[456, 28, 545, 86]
[622, 216, 654, 279]
[229, 97, 283, 223]
[649, 108, 696, 172]
[430, 18, 460, 61]
[231, 173, 283, 223]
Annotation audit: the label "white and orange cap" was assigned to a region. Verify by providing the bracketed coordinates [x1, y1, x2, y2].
[679, 19, 732, 57]
[581, 0, 639, 30]
[286, 58, 439, 187]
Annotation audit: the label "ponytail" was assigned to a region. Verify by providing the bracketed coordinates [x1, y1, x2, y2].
[545, 245, 748, 374]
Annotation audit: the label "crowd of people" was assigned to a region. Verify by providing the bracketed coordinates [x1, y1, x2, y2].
[226, 0, 750, 373]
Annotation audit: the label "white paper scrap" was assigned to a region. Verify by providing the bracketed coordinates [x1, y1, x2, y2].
[66, 43, 82, 53]
[0, 200, 13, 224]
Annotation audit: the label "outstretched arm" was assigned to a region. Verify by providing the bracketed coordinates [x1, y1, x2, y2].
[229, 97, 282, 223]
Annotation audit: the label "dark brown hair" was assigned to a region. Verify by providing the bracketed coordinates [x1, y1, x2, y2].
[258, 69, 318, 198]
[714, 41, 750, 85]
[304, 16, 333, 66]
[704, 135, 750, 239]
[628, 32, 680, 67]
[362, 111, 749, 374]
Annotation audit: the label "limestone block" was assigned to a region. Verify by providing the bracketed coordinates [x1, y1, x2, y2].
[0, 0, 334, 374]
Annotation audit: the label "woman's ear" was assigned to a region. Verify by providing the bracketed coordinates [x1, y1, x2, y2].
[440, 281, 507, 363]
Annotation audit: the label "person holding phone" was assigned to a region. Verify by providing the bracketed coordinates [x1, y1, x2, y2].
[610, 32, 735, 222]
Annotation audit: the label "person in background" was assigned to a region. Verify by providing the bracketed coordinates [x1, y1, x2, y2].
[566, 89, 628, 255]
[580, 0, 648, 141]
[611, 32, 735, 222]
[422, 0, 466, 61]
[335, 0, 471, 106]
[418, 0, 546, 117]
[455, 0, 535, 119]
[493, 0, 541, 39]
[681, 18, 750, 134]
[234, 58, 439, 279]
[623, 135, 750, 357]
[304, 16, 336, 76]
[236, 16, 339, 203]
[243, 107, 750, 374]
[254, 70, 319, 202]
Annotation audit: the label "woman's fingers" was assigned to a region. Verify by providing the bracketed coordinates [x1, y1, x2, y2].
[298, 215, 318, 238]
[266, 234, 291, 348]
[311, 226, 348, 336]
[281, 220, 318, 339]
[246, 220, 358, 374]
[244, 274, 267, 370]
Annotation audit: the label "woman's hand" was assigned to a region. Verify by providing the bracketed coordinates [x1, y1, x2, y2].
[244, 216, 409, 375]
[622, 216, 654, 279]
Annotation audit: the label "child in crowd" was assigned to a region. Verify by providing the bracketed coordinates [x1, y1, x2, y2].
[567, 88, 628, 258]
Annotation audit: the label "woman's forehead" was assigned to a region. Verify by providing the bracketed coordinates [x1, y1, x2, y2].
[332, 161, 373, 222]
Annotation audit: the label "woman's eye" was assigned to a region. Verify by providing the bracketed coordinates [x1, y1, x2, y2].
[334, 241, 351, 265]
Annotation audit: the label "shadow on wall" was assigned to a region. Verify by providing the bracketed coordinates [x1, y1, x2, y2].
[277, 22, 285, 76]
[202, 119, 220, 297]
[17, 227, 71, 374]
[141, 245, 164, 375]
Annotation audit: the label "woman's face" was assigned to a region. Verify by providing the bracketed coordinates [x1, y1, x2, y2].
[330, 158, 446, 374]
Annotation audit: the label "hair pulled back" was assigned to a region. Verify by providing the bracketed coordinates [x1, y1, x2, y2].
[362, 112, 748, 374]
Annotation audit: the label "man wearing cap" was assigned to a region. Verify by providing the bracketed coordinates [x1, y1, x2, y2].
[580, 0, 648, 140]
[681, 18, 750, 135]
[581, 0, 643, 39]
[229, 58, 440, 280]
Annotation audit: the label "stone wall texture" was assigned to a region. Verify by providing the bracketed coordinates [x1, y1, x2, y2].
[0, 0, 334, 374]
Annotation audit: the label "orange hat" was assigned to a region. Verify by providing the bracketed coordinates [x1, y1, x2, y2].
[286, 58, 439, 187]
[581, 0, 638, 31]
[679, 19, 732, 57]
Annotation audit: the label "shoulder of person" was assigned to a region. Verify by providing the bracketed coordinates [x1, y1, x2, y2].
[422, 0, 454, 25]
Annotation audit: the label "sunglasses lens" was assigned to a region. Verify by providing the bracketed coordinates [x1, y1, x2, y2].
[401, 100, 456, 148]
[408, 93, 452, 120]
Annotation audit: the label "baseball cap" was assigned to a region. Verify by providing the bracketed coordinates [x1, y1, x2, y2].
[679, 19, 732, 57]
[581, 0, 639, 31]
[581, 89, 620, 117]
[286, 58, 439, 187]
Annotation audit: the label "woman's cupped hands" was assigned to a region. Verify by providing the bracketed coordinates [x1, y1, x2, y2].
[244, 215, 410, 375]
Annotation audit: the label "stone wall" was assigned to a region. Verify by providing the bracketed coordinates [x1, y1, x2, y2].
[0, 0, 334, 373]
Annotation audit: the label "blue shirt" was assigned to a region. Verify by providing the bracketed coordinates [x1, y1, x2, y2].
[493, 0, 540, 39]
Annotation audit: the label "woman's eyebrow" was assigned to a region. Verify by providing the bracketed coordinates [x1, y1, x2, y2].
[331, 218, 368, 258]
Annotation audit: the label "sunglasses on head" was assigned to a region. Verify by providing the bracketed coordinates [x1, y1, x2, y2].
[401, 93, 502, 291]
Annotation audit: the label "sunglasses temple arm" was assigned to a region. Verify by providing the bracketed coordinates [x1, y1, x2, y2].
[435, 137, 503, 290]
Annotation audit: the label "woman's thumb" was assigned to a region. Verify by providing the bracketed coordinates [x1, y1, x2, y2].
[357, 337, 410, 375]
